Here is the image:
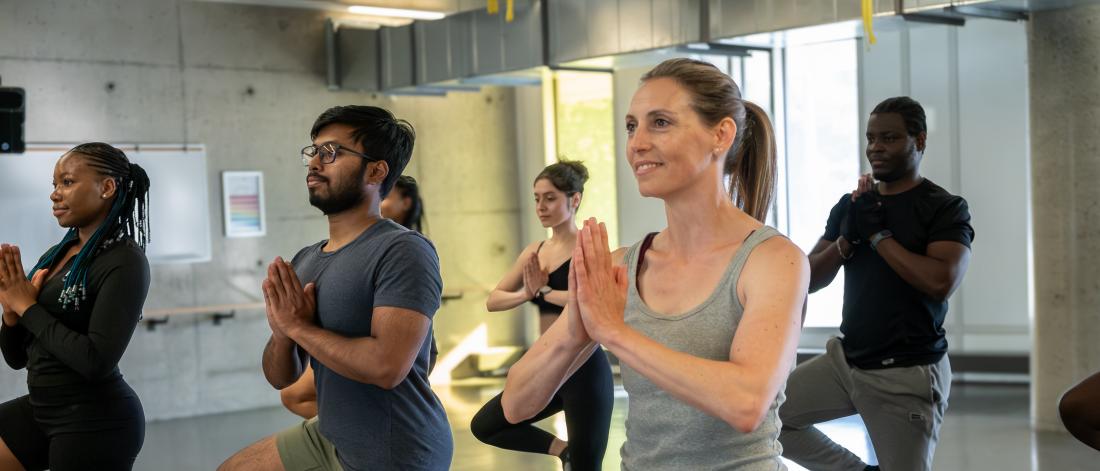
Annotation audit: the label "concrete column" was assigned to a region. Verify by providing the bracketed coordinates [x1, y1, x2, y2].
[1029, 3, 1100, 432]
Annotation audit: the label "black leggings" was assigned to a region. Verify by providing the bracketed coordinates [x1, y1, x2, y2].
[0, 380, 145, 471]
[471, 349, 614, 471]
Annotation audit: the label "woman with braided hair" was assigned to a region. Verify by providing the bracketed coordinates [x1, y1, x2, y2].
[0, 142, 152, 471]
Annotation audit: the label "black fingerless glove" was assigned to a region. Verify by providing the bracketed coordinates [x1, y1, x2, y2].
[852, 192, 886, 241]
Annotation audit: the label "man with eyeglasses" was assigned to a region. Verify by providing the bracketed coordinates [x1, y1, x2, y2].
[219, 105, 451, 471]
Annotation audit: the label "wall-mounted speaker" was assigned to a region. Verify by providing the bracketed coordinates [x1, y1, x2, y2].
[0, 87, 26, 154]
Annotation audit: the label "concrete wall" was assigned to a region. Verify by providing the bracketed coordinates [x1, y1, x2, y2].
[0, 0, 524, 420]
[1028, 3, 1100, 432]
[859, 18, 1031, 354]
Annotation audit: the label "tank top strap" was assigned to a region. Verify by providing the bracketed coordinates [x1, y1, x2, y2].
[625, 227, 783, 299]
[635, 232, 659, 278]
[727, 226, 783, 286]
[624, 236, 648, 297]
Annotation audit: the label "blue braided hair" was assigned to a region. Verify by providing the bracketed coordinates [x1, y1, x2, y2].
[29, 143, 151, 311]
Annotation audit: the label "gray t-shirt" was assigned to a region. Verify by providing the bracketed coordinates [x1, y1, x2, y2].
[291, 219, 452, 470]
[619, 226, 787, 471]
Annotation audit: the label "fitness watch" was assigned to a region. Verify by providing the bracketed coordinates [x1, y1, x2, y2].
[869, 230, 894, 251]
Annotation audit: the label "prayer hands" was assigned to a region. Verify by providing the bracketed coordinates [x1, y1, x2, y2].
[522, 253, 549, 300]
[572, 218, 628, 345]
[262, 257, 316, 341]
[0, 244, 46, 318]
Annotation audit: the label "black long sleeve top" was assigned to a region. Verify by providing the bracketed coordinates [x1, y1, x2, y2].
[0, 238, 150, 387]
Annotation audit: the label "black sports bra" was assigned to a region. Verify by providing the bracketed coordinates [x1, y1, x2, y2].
[531, 241, 570, 315]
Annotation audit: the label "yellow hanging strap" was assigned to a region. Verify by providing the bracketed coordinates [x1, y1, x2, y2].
[487, 0, 514, 22]
[862, 0, 877, 45]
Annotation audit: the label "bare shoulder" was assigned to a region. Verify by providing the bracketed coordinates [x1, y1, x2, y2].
[759, 235, 807, 259]
[518, 240, 543, 258]
[736, 234, 809, 312]
[744, 235, 809, 278]
[611, 246, 630, 267]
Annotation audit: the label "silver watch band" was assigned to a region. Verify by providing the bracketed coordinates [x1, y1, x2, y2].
[870, 230, 894, 250]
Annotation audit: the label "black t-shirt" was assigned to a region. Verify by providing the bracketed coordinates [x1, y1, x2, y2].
[823, 179, 974, 369]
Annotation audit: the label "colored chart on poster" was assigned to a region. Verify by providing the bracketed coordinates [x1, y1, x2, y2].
[223, 171, 266, 238]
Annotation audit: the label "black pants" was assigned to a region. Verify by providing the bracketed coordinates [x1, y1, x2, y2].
[0, 379, 145, 471]
[471, 349, 614, 471]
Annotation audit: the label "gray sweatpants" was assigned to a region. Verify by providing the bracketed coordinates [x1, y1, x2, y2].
[778, 337, 951, 471]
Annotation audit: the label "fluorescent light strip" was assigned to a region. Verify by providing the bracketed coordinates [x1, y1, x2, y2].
[347, 5, 445, 20]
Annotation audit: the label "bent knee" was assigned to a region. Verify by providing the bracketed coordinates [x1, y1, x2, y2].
[469, 413, 494, 442]
[279, 389, 301, 410]
[1060, 388, 1087, 422]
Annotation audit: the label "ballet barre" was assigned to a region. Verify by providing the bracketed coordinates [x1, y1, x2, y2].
[141, 290, 463, 331]
[141, 302, 264, 331]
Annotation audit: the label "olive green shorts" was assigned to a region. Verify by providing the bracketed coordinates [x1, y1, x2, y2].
[275, 417, 343, 471]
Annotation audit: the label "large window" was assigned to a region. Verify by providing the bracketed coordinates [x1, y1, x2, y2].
[782, 39, 860, 327]
[554, 70, 619, 248]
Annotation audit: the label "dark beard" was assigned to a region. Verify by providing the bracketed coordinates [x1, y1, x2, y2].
[310, 186, 365, 215]
[309, 164, 368, 215]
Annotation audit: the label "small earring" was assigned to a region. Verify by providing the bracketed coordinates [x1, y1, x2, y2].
[102, 194, 108, 199]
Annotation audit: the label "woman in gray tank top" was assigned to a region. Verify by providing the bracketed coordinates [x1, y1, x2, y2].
[500, 58, 810, 470]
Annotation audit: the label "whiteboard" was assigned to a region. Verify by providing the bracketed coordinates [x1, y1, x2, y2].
[0, 144, 212, 269]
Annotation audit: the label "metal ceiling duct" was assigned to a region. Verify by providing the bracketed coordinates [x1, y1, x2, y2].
[413, 0, 543, 85]
[327, 0, 1059, 94]
[380, 23, 417, 90]
[547, 0, 705, 65]
[329, 21, 382, 91]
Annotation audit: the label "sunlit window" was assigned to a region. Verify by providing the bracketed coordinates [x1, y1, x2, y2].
[554, 71, 619, 248]
[783, 39, 860, 327]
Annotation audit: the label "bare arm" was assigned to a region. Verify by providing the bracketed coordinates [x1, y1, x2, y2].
[262, 333, 308, 390]
[280, 363, 318, 419]
[501, 245, 627, 423]
[287, 307, 430, 390]
[501, 306, 599, 423]
[486, 244, 538, 312]
[541, 290, 568, 308]
[874, 240, 971, 302]
[807, 237, 850, 293]
[809, 179, 870, 292]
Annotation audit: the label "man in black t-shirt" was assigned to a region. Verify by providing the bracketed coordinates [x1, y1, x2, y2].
[779, 97, 974, 471]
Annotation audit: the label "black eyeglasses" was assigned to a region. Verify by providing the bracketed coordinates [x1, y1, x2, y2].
[300, 143, 378, 167]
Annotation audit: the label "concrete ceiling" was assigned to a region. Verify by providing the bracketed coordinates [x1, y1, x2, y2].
[191, 0, 484, 14]
[190, 0, 487, 27]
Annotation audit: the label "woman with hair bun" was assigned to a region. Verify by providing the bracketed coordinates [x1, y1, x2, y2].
[471, 160, 614, 471]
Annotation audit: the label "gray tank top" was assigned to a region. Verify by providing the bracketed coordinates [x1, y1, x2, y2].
[619, 226, 788, 471]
